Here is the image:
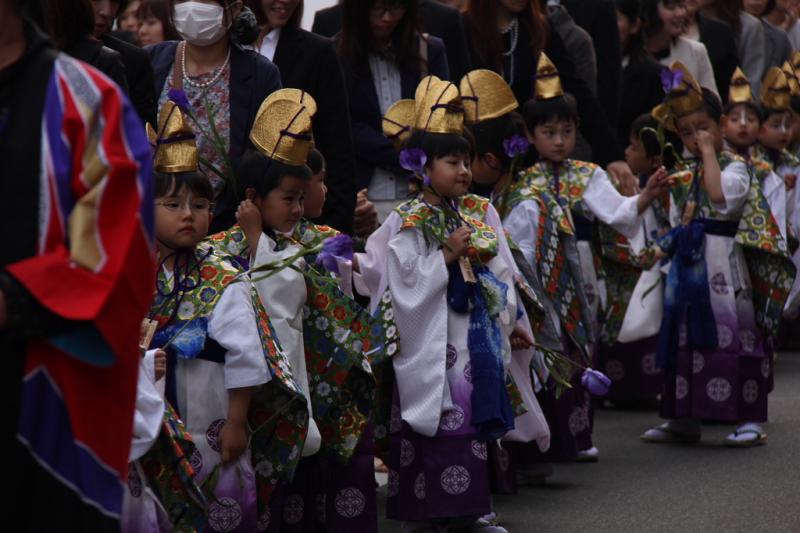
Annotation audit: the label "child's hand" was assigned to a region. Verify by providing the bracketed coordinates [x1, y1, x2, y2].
[153, 349, 167, 381]
[638, 166, 670, 213]
[443, 226, 472, 264]
[219, 419, 248, 464]
[695, 130, 716, 155]
[236, 199, 262, 250]
[510, 324, 535, 351]
[786, 174, 797, 191]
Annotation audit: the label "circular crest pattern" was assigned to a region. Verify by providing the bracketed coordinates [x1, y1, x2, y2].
[742, 380, 759, 404]
[208, 497, 242, 532]
[692, 352, 705, 375]
[335, 488, 366, 518]
[439, 405, 465, 432]
[387, 469, 400, 498]
[761, 358, 771, 379]
[568, 407, 589, 436]
[641, 353, 660, 376]
[471, 440, 488, 461]
[446, 344, 458, 370]
[257, 507, 270, 532]
[283, 494, 305, 525]
[400, 438, 415, 467]
[414, 472, 426, 500]
[604, 359, 625, 381]
[675, 376, 689, 400]
[717, 325, 733, 349]
[706, 377, 732, 402]
[206, 419, 226, 452]
[127, 464, 142, 497]
[440, 465, 471, 495]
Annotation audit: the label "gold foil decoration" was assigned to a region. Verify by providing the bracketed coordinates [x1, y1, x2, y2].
[382, 99, 415, 148]
[249, 99, 315, 166]
[760, 67, 791, 111]
[728, 67, 754, 104]
[414, 78, 464, 135]
[152, 101, 198, 173]
[534, 53, 564, 100]
[258, 88, 318, 118]
[459, 69, 518, 124]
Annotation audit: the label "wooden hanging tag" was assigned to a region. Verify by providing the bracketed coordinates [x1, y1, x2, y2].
[459, 256, 477, 284]
[139, 318, 159, 352]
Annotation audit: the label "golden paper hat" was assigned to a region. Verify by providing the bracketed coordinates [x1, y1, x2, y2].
[414, 78, 464, 134]
[759, 67, 791, 111]
[534, 53, 564, 100]
[782, 60, 800, 98]
[258, 88, 318, 118]
[459, 69, 518, 124]
[147, 101, 198, 173]
[651, 62, 705, 131]
[382, 99, 416, 146]
[791, 50, 800, 72]
[249, 99, 314, 166]
[728, 67, 754, 105]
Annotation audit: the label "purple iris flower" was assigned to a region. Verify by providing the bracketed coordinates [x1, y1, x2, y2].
[316, 234, 354, 275]
[581, 368, 611, 397]
[168, 88, 192, 111]
[503, 134, 529, 159]
[399, 148, 431, 187]
[660, 68, 684, 94]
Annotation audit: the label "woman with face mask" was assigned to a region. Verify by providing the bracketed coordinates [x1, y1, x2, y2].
[147, 0, 282, 234]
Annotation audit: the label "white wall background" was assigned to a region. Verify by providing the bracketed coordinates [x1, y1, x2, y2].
[301, 0, 338, 30]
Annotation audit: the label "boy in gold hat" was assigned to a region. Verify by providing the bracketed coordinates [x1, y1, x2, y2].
[143, 98, 311, 531]
[215, 90, 380, 533]
[509, 54, 669, 462]
[641, 63, 795, 447]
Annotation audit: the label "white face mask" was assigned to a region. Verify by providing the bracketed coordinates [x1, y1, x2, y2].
[173, 1, 229, 47]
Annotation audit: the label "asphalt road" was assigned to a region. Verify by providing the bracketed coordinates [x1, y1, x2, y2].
[377, 351, 800, 532]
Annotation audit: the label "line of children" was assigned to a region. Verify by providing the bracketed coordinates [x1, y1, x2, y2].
[124, 50, 800, 533]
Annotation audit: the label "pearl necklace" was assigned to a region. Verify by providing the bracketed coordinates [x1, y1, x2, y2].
[501, 17, 519, 85]
[181, 43, 231, 90]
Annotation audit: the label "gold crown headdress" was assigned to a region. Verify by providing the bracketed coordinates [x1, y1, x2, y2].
[781, 60, 800, 98]
[249, 98, 315, 166]
[258, 88, 318, 118]
[459, 69, 518, 124]
[651, 62, 705, 131]
[413, 77, 464, 134]
[146, 101, 198, 173]
[534, 53, 564, 101]
[382, 99, 416, 147]
[760, 67, 791, 111]
[728, 67, 754, 105]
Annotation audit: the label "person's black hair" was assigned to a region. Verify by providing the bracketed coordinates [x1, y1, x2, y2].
[247, 0, 303, 29]
[761, 105, 793, 122]
[699, 87, 723, 121]
[231, 5, 260, 45]
[154, 170, 214, 200]
[722, 100, 763, 122]
[791, 95, 800, 115]
[522, 93, 578, 131]
[616, 0, 647, 59]
[466, 111, 528, 173]
[760, 0, 778, 16]
[306, 148, 325, 175]
[26, 0, 94, 50]
[142, 0, 179, 41]
[338, 0, 422, 75]
[630, 114, 662, 158]
[237, 150, 312, 198]
[640, 0, 686, 39]
[405, 130, 474, 163]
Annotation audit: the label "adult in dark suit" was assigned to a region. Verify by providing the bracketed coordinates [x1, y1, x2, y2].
[615, 0, 664, 148]
[561, 0, 622, 129]
[312, 0, 470, 81]
[464, 1, 626, 169]
[337, 0, 449, 204]
[247, 0, 357, 233]
[148, 5, 282, 233]
[90, 0, 158, 127]
[685, 0, 740, 104]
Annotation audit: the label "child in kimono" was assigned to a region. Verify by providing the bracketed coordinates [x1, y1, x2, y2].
[382, 77, 519, 533]
[234, 92, 378, 532]
[592, 114, 673, 407]
[145, 100, 274, 532]
[641, 63, 795, 446]
[509, 54, 669, 462]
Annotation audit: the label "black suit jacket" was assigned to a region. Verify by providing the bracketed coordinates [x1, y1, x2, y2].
[696, 14, 739, 104]
[148, 40, 282, 233]
[101, 33, 157, 127]
[618, 54, 665, 148]
[312, 0, 471, 81]
[339, 36, 449, 190]
[273, 26, 357, 233]
[561, 0, 621, 126]
[464, 13, 623, 165]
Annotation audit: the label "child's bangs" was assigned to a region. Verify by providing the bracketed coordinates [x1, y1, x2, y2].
[406, 131, 474, 161]
[154, 170, 214, 201]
